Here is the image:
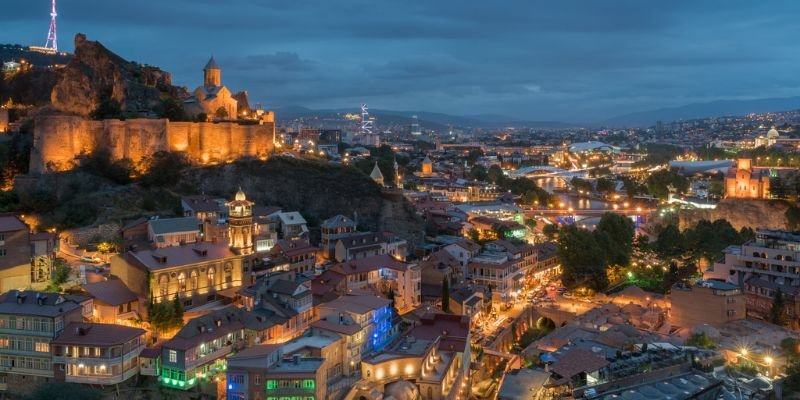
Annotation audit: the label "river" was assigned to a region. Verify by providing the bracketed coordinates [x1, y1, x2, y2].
[534, 177, 613, 211]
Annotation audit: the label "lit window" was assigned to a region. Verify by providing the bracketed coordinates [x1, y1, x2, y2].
[169, 350, 177, 363]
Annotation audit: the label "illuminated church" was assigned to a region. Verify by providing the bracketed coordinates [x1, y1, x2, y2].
[725, 158, 770, 199]
[183, 57, 241, 120]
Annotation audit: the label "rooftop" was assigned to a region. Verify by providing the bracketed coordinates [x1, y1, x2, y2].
[0, 213, 26, 233]
[148, 217, 200, 235]
[318, 294, 391, 315]
[125, 242, 237, 271]
[53, 323, 145, 346]
[0, 291, 88, 317]
[82, 278, 138, 306]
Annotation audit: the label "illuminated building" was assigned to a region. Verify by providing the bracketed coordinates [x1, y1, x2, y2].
[320, 215, 357, 259]
[159, 306, 248, 390]
[226, 189, 255, 256]
[80, 278, 142, 325]
[239, 271, 316, 344]
[370, 162, 385, 186]
[0, 214, 58, 291]
[317, 295, 395, 357]
[51, 323, 146, 385]
[353, 313, 471, 400]
[183, 57, 238, 120]
[0, 291, 92, 391]
[670, 280, 744, 329]
[421, 155, 433, 176]
[724, 158, 770, 199]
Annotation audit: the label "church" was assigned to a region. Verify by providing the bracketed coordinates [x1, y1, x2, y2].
[183, 57, 246, 120]
[724, 158, 770, 199]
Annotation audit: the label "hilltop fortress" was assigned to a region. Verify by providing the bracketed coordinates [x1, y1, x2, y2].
[27, 34, 275, 173]
[30, 116, 275, 173]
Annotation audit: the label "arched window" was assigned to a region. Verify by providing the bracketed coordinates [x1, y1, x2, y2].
[178, 272, 186, 292]
[159, 275, 169, 299]
[207, 267, 216, 289]
[190, 270, 199, 291]
[224, 263, 233, 284]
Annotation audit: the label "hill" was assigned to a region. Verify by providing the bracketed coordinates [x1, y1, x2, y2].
[5, 156, 424, 246]
[0, 44, 71, 66]
[602, 97, 800, 127]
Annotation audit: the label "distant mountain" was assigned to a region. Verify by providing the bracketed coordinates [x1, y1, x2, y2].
[274, 105, 575, 130]
[602, 97, 800, 127]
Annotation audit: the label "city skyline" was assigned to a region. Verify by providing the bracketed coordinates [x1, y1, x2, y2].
[4, 0, 800, 122]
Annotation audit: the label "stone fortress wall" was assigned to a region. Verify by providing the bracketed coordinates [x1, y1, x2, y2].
[30, 115, 275, 173]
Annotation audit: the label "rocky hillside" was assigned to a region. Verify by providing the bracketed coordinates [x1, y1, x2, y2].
[679, 198, 793, 231]
[50, 34, 183, 116]
[7, 157, 425, 247]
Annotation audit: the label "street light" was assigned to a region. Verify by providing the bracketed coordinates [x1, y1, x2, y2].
[765, 356, 773, 365]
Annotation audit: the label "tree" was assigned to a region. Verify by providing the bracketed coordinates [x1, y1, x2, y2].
[542, 224, 559, 241]
[45, 258, 71, 293]
[656, 224, 685, 257]
[468, 228, 480, 243]
[469, 165, 488, 181]
[138, 151, 190, 187]
[787, 206, 800, 230]
[442, 277, 450, 313]
[770, 288, 787, 326]
[524, 218, 537, 231]
[686, 332, 716, 349]
[90, 98, 123, 120]
[646, 169, 689, 200]
[595, 177, 616, 194]
[557, 225, 609, 291]
[158, 97, 190, 121]
[172, 295, 184, 326]
[487, 165, 504, 184]
[214, 106, 229, 120]
[594, 212, 635, 267]
[466, 149, 483, 165]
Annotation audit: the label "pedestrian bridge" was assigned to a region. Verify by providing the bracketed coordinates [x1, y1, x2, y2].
[508, 166, 587, 180]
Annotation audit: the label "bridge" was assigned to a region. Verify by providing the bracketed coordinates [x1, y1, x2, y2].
[508, 165, 588, 181]
[526, 208, 655, 217]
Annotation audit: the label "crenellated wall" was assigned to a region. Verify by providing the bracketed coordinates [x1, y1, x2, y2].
[30, 115, 275, 173]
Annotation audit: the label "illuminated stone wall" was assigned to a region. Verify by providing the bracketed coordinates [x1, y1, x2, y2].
[30, 115, 275, 173]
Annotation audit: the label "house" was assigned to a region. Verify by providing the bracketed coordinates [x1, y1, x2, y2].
[240, 272, 316, 345]
[268, 239, 318, 277]
[147, 217, 201, 248]
[317, 295, 395, 355]
[320, 215, 357, 259]
[448, 286, 485, 319]
[333, 232, 388, 262]
[0, 291, 92, 391]
[0, 214, 57, 290]
[51, 323, 146, 385]
[159, 306, 248, 390]
[278, 212, 308, 239]
[81, 278, 141, 325]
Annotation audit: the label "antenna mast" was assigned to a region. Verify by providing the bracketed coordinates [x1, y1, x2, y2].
[45, 0, 58, 51]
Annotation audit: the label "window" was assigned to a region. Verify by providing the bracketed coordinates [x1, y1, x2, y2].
[159, 275, 169, 299]
[0, 249, 5, 256]
[35, 342, 49, 353]
[207, 267, 215, 288]
[169, 350, 177, 363]
[230, 374, 245, 384]
[190, 270, 199, 291]
[178, 272, 186, 292]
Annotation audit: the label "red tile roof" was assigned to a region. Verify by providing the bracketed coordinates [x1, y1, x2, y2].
[408, 313, 470, 353]
[0, 213, 27, 233]
[53, 323, 145, 346]
[82, 278, 138, 306]
[549, 348, 609, 383]
[333, 254, 410, 275]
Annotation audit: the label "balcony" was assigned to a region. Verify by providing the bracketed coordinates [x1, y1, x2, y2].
[65, 367, 138, 385]
[185, 344, 233, 370]
[53, 345, 144, 366]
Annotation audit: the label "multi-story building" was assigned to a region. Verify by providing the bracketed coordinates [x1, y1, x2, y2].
[159, 306, 248, 390]
[0, 291, 92, 391]
[226, 329, 355, 400]
[268, 239, 318, 277]
[377, 258, 421, 312]
[112, 190, 255, 309]
[531, 242, 560, 283]
[355, 313, 471, 400]
[468, 251, 521, 302]
[0, 214, 57, 291]
[320, 215, 357, 259]
[670, 280, 745, 329]
[708, 229, 800, 328]
[51, 323, 146, 385]
[240, 272, 316, 344]
[277, 212, 308, 239]
[317, 295, 394, 355]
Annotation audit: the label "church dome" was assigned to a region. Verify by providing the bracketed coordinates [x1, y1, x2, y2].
[204, 56, 220, 70]
[767, 128, 780, 139]
[235, 188, 247, 201]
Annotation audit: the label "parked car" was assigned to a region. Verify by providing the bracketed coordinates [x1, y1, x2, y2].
[80, 256, 101, 264]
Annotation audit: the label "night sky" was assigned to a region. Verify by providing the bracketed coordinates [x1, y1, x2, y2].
[3, 0, 799, 122]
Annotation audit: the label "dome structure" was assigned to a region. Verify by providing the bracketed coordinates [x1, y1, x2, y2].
[767, 127, 780, 139]
[235, 187, 247, 201]
[384, 380, 419, 400]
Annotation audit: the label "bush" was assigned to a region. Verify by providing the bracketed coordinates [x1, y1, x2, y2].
[138, 151, 190, 187]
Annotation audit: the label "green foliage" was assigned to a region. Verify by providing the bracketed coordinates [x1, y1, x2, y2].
[138, 151, 190, 187]
[594, 212, 635, 267]
[487, 165, 504, 183]
[214, 106, 229, 119]
[26, 382, 103, 400]
[80, 148, 134, 185]
[524, 218, 537, 230]
[646, 169, 689, 200]
[90, 98, 123, 120]
[686, 332, 716, 349]
[570, 177, 593, 193]
[467, 228, 480, 243]
[787, 205, 800, 230]
[466, 149, 483, 165]
[557, 224, 609, 291]
[632, 144, 684, 167]
[595, 177, 616, 194]
[656, 224, 685, 257]
[770, 288, 787, 326]
[148, 298, 184, 333]
[469, 165, 488, 181]
[158, 97, 191, 121]
[45, 258, 71, 293]
[353, 145, 406, 186]
[684, 219, 746, 262]
[542, 224, 558, 241]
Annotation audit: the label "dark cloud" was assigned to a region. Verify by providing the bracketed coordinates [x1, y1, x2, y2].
[3, 0, 800, 121]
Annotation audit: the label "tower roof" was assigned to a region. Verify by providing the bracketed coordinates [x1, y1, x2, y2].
[204, 56, 220, 70]
[370, 162, 384, 180]
[423, 155, 433, 165]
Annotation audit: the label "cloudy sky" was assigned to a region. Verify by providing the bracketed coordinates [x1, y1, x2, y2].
[4, 0, 800, 121]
